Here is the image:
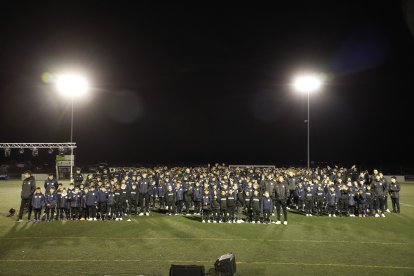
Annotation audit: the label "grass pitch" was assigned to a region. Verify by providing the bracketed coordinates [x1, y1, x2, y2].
[0, 180, 413, 275]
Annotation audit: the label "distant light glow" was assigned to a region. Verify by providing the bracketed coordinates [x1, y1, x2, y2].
[293, 74, 323, 93]
[56, 74, 89, 97]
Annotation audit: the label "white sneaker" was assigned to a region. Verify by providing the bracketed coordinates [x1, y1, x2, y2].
[146, 212, 150, 216]
[283, 221, 288, 225]
[139, 212, 144, 216]
[119, 217, 123, 221]
[328, 214, 332, 217]
[88, 218, 92, 221]
[333, 214, 336, 217]
[93, 218, 97, 221]
[186, 213, 191, 216]
[115, 218, 119, 221]
[375, 213, 380, 218]
[213, 220, 217, 223]
[386, 209, 390, 213]
[252, 221, 256, 224]
[286, 207, 291, 210]
[272, 213, 275, 216]
[219, 220, 222, 223]
[381, 213, 386, 218]
[202, 220, 205, 223]
[228, 221, 232, 224]
[275, 221, 281, 225]
[127, 219, 131, 222]
[207, 220, 210, 223]
[309, 214, 312, 217]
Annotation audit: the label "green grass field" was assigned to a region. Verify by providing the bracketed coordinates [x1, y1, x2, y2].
[0, 180, 413, 276]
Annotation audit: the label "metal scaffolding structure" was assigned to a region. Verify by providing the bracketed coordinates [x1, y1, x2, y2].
[0, 143, 76, 149]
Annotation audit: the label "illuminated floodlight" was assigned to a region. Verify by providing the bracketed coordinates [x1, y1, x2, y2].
[293, 74, 323, 93]
[56, 73, 89, 97]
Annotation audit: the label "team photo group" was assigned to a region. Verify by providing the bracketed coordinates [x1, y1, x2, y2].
[16, 164, 401, 225]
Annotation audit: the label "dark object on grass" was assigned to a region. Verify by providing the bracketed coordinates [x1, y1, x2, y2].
[215, 253, 236, 276]
[7, 208, 16, 217]
[169, 264, 205, 276]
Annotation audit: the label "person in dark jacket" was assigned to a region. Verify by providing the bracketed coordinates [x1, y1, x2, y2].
[347, 187, 357, 217]
[44, 173, 58, 193]
[58, 188, 68, 220]
[69, 187, 82, 220]
[304, 186, 314, 217]
[356, 189, 367, 217]
[251, 190, 261, 224]
[107, 188, 116, 220]
[327, 185, 338, 217]
[45, 186, 57, 221]
[211, 190, 220, 223]
[175, 182, 184, 215]
[165, 185, 176, 215]
[389, 176, 401, 213]
[73, 168, 84, 187]
[129, 184, 139, 215]
[17, 171, 37, 222]
[31, 187, 45, 223]
[138, 173, 150, 216]
[338, 185, 349, 217]
[193, 181, 203, 215]
[261, 191, 273, 224]
[286, 171, 298, 208]
[315, 185, 326, 216]
[86, 188, 98, 220]
[274, 176, 289, 225]
[372, 175, 386, 217]
[201, 190, 211, 223]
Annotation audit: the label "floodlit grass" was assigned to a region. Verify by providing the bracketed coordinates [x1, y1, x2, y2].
[0, 180, 413, 275]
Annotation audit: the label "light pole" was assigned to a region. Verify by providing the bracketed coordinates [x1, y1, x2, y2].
[293, 74, 323, 169]
[55, 73, 89, 181]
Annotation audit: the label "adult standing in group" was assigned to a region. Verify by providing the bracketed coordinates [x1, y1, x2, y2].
[274, 175, 289, 225]
[16, 170, 36, 222]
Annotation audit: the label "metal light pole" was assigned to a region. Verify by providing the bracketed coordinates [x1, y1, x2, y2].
[70, 97, 74, 181]
[307, 89, 310, 170]
[293, 73, 323, 170]
[55, 73, 89, 182]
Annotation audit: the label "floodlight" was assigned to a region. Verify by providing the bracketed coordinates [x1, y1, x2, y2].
[48, 148, 54, 154]
[4, 148, 11, 157]
[32, 148, 39, 157]
[19, 148, 24, 154]
[293, 74, 323, 93]
[56, 73, 89, 97]
[58, 146, 66, 156]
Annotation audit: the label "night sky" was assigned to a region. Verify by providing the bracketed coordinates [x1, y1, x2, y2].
[1, 1, 414, 167]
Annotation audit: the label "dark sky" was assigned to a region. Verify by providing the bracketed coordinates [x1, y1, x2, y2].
[1, 1, 414, 166]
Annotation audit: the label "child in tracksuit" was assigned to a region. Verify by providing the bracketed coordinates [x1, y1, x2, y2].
[219, 190, 228, 223]
[295, 183, 305, 211]
[236, 187, 244, 223]
[304, 186, 314, 216]
[348, 187, 356, 217]
[58, 188, 68, 220]
[32, 187, 45, 223]
[227, 188, 236, 223]
[165, 185, 176, 215]
[114, 185, 123, 220]
[45, 186, 57, 221]
[261, 191, 273, 224]
[69, 187, 81, 220]
[97, 187, 108, 219]
[193, 182, 203, 215]
[201, 190, 211, 223]
[86, 188, 98, 221]
[211, 190, 220, 223]
[365, 185, 374, 216]
[129, 184, 138, 215]
[338, 185, 349, 217]
[175, 183, 184, 215]
[251, 190, 261, 224]
[315, 185, 326, 216]
[244, 191, 252, 223]
[107, 188, 116, 220]
[327, 186, 338, 217]
[356, 189, 367, 217]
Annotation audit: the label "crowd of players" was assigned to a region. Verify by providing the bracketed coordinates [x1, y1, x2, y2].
[16, 164, 401, 224]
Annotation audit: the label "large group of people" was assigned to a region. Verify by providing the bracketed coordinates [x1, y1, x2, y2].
[16, 164, 401, 224]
